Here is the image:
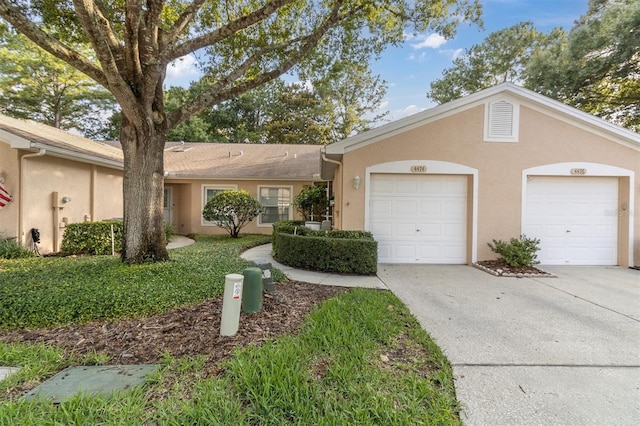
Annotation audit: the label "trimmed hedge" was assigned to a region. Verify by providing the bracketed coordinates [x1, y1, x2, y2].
[61, 221, 124, 255]
[272, 221, 378, 275]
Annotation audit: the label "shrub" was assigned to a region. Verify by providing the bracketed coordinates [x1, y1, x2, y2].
[293, 184, 328, 221]
[61, 221, 124, 255]
[164, 221, 173, 242]
[202, 190, 263, 238]
[0, 236, 34, 259]
[272, 221, 377, 274]
[487, 234, 540, 267]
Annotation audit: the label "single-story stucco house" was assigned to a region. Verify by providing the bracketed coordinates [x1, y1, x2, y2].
[161, 142, 323, 236]
[3, 83, 639, 265]
[321, 83, 640, 266]
[0, 113, 124, 253]
[1, 113, 323, 253]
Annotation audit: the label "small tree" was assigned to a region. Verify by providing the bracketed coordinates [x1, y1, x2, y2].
[202, 190, 262, 239]
[293, 184, 328, 221]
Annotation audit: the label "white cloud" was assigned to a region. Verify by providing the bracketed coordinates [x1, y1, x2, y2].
[408, 51, 429, 62]
[411, 33, 447, 49]
[166, 55, 200, 86]
[440, 48, 464, 60]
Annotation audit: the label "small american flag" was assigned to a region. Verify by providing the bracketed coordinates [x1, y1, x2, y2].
[0, 182, 12, 209]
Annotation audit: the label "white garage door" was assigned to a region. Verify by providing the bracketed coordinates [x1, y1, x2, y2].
[523, 176, 618, 265]
[369, 174, 467, 264]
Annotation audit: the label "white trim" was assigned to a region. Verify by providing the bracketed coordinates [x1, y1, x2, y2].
[163, 186, 173, 226]
[257, 185, 293, 227]
[365, 160, 478, 263]
[521, 162, 635, 266]
[201, 184, 237, 226]
[325, 83, 640, 155]
[0, 129, 31, 149]
[484, 98, 520, 142]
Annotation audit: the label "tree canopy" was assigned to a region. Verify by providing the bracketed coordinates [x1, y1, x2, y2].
[427, 21, 561, 103]
[0, 25, 115, 137]
[0, 0, 481, 263]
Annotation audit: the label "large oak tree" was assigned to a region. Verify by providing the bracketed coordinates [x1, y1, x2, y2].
[0, 0, 480, 263]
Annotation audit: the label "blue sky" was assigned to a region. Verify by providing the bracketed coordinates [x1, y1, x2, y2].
[165, 0, 590, 122]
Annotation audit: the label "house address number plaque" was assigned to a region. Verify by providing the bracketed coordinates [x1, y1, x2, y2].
[570, 168, 587, 175]
[411, 165, 427, 173]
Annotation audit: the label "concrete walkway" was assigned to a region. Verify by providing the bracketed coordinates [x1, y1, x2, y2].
[241, 244, 388, 290]
[166, 235, 195, 249]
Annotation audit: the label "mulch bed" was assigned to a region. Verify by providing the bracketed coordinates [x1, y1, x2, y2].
[474, 259, 555, 277]
[0, 281, 347, 368]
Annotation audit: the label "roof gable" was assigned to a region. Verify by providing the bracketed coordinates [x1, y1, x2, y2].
[324, 83, 640, 155]
[0, 113, 123, 168]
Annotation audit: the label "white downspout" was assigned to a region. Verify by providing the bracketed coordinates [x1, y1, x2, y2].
[18, 148, 46, 245]
[321, 149, 342, 228]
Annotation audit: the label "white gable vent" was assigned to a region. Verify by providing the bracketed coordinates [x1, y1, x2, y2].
[484, 99, 519, 142]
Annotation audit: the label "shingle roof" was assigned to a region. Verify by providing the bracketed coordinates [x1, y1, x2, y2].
[162, 142, 322, 180]
[0, 113, 124, 165]
[0, 114, 322, 180]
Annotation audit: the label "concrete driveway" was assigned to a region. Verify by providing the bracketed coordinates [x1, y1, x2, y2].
[377, 265, 640, 426]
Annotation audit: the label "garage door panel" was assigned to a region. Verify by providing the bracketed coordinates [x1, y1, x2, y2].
[371, 174, 467, 264]
[397, 199, 418, 215]
[396, 223, 418, 237]
[393, 244, 417, 261]
[370, 222, 392, 236]
[420, 200, 442, 215]
[524, 176, 618, 265]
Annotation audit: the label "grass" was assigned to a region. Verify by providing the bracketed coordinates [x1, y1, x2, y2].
[0, 235, 271, 329]
[0, 235, 461, 424]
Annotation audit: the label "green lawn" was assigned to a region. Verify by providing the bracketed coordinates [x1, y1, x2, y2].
[0, 235, 461, 424]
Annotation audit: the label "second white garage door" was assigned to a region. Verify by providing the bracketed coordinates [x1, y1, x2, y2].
[523, 176, 619, 265]
[369, 174, 467, 264]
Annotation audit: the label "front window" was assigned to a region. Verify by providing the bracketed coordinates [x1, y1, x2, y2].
[202, 185, 236, 225]
[258, 186, 292, 226]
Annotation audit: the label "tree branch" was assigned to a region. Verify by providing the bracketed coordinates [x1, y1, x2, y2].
[162, 0, 208, 45]
[163, 0, 296, 63]
[72, 0, 143, 121]
[0, 0, 107, 87]
[168, 0, 353, 129]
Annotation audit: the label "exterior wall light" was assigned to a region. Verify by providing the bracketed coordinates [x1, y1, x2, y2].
[353, 175, 361, 190]
[62, 196, 72, 203]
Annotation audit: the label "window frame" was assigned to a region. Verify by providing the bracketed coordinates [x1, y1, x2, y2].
[257, 185, 293, 227]
[201, 184, 237, 226]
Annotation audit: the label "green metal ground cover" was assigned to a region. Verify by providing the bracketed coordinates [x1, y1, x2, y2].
[23, 364, 159, 403]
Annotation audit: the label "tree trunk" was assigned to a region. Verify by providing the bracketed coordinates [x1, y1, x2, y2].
[120, 117, 170, 263]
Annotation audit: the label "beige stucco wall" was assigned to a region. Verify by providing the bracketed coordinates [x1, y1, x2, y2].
[20, 154, 123, 253]
[0, 141, 20, 239]
[337, 104, 640, 265]
[166, 179, 318, 236]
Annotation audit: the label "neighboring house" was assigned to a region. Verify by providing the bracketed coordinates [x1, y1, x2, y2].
[0, 113, 124, 254]
[321, 83, 640, 266]
[161, 142, 323, 236]
[1, 113, 323, 253]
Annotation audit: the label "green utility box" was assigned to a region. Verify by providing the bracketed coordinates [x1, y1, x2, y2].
[251, 259, 275, 292]
[242, 267, 263, 314]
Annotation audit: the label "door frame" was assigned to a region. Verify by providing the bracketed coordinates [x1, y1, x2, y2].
[163, 186, 173, 227]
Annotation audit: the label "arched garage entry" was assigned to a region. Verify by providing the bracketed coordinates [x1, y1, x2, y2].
[522, 162, 634, 266]
[365, 160, 478, 264]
